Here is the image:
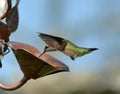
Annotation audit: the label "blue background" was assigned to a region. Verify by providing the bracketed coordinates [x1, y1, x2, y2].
[0, 0, 120, 94]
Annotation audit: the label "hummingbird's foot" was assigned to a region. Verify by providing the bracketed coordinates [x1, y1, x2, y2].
[39, 45, 57, 57]
[70, 56, 75, 60]
[39, 45, 49, 57]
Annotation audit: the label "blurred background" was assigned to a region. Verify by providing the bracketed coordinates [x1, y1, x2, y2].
[0, 0, 120, 94]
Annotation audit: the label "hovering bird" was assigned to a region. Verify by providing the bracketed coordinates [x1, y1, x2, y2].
[38, 33, 98, 60]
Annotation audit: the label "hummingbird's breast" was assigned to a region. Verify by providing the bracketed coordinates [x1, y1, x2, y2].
[63, 42, 78, 58]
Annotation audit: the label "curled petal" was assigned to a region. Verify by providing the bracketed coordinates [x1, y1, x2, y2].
[8, 41, 69, 79]
[0, 76, 29, 91]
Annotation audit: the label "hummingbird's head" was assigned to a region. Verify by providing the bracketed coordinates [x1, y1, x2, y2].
[77, 48, 98, 57]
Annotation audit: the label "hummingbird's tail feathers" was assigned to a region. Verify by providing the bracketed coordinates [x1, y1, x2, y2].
[88, 48, 98, 52]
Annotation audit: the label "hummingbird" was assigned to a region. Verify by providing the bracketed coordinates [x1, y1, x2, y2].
[38, 33, 98, 60]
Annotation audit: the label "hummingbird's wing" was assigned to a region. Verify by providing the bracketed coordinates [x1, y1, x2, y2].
[6, 0, 20, 32]
[39, 33, 67, 51]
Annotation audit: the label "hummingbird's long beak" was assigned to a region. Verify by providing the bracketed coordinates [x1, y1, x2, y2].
[88, 48, 98, 51]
